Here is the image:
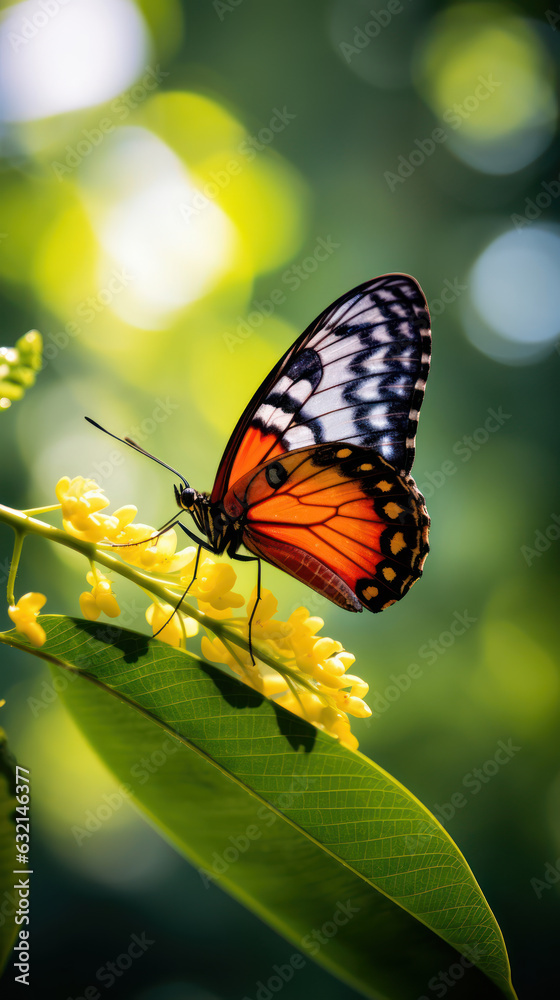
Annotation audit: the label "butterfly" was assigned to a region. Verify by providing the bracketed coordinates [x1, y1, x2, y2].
[88, 272, 431, 632]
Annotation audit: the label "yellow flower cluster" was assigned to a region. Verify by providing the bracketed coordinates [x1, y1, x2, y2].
[51, 476, 372, 749]
[55, 475, 249, 639]
[0, 330, 42, 412]
[8, 592, 47, 646]
[202, 590, 370, 751]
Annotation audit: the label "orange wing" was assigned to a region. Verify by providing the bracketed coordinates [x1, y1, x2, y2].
[222, 444, 430, 613]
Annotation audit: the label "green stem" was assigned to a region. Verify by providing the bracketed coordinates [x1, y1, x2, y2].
[21, 504, 62, 515]
[0, 502, 315, 690]
[6, 529, 24, 606]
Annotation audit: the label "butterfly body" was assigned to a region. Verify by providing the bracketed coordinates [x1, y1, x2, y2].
[174, 485, 244, 558]
[172, 272, 432, 616]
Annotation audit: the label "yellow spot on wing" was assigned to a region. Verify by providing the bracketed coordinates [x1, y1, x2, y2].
[390, 531, 406, 555]
[363, 585, 378, 600]
[384, 502, 402, 519]
[337, 448, 352, 458]
[360, 463, 373, 471]
[377, 480, 392, 492]
[383, 567, 396, 581]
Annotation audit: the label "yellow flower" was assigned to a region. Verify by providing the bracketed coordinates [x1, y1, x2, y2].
[8, 592, 47, 647]
[196, 602, 236, 620]
[79, 570, 120, 621]
[343, 674, 369, 698]
[277, 605, 324, 655]
[186, 559, 245, 612]
[245, 589, 291, 642]
[55, 475, 137, 542]
[146, 602, 199, 647]
[114, 524, 196, 575]
[201, 634, 252, 677]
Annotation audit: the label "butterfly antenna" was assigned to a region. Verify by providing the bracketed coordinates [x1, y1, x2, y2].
[85, 417, 188, 550]
[85, 417, 190, 487]
[84, 417, 190, 486]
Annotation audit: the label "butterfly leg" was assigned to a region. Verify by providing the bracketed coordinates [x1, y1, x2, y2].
[232, 553, 261, 665]
[176, 521, 215, 552]
[152, 537, 206, 640]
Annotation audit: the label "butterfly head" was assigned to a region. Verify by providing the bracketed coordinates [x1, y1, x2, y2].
[174, 483, 198, 511]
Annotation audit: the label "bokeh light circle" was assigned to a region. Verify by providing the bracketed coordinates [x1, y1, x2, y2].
[414, 3, 557, 174]
[76, 126, 238, 330]
[0, 0, 150, 121]
[470, 227, 560, 346]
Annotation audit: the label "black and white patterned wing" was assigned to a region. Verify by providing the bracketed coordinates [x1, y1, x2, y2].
[211, 274, 431, 501]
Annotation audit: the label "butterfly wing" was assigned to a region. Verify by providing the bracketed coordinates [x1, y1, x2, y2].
[221, 444, 430, 613]
[211, 273, 430, 503]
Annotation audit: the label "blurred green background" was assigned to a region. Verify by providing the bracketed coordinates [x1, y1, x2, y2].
[0, 0, 559, 996]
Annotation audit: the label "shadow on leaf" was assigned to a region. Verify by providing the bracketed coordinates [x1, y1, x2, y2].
[271, 702, 316, 753]
[71, 619, 316, 751]
[72, 618, 150, 664]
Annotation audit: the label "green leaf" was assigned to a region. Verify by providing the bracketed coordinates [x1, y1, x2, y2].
[1, 617, 518, 1000]
[0, 731, 19, 973]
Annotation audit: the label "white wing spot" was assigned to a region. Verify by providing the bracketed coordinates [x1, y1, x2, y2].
[283, 425, 316, 448]
[287, 378, 312, 403]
